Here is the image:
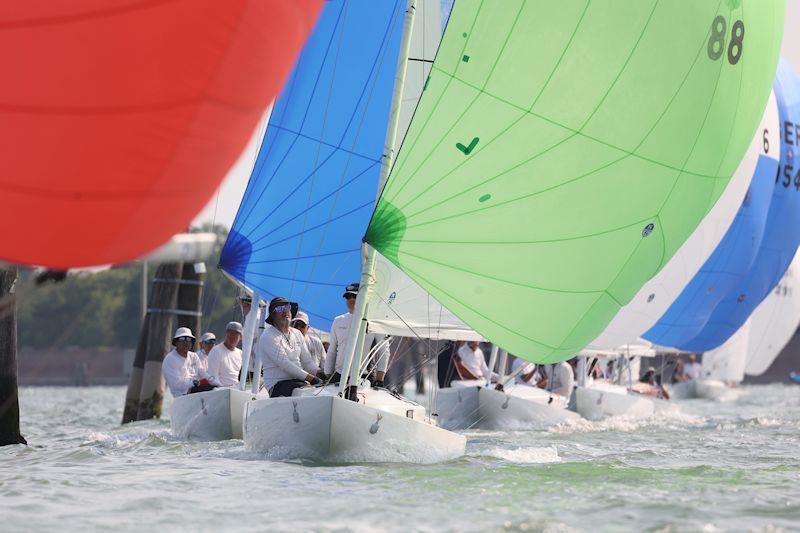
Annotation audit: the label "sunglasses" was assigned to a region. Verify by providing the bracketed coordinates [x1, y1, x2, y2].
[344, 294, 357, 300]
[175, 337, 193, 342]
[274, 304, 292, 313]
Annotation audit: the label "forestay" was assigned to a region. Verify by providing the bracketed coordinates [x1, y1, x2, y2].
[365, 1, 784, 362]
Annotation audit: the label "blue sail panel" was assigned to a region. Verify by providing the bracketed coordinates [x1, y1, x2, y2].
[643, 155, 775, 348]
[219, 0, 405, 330]
[680, 59, 800, 352]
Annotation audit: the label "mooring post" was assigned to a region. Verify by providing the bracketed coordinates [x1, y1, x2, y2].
[0, 266, 26, 446]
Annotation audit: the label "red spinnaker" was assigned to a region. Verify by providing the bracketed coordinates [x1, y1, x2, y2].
[0, 0, 322, 268]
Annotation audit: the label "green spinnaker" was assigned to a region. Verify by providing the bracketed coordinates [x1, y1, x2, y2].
[365, 0, 784, 363]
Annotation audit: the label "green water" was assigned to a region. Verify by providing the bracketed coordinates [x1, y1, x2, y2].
[2, 385, 799, 531]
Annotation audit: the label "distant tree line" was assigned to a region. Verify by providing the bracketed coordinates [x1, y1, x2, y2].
[17, 224, 244, 351]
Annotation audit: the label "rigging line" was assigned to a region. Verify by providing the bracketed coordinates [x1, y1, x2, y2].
[234, 2, 348, 230]
[370, 0, 454, 209]
[371, 0, 482, 208]
[396, 261, 563, 353]
[247, 248, 360, 265]
[300, 2, 408, 301]
[247, 200, 374, 254]
[243, 159, 380, 249]
[266, 124, 381, 163]
[399, 247, 618, 296]
[291, 3, 351, 296]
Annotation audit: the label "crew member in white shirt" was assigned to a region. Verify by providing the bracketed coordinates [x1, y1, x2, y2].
[537, 361, 575, 398]
[257, 297, 321, 397]
[292, 311, 326, 370]
[511, 356, 539, 386]
[207, 321, 243, 387]
[324, 283, 391, 388]
[197, 332, 216, 372]
[454, 341, 496, 382]
[684, 354, 703, 381]
[162, 327, 219, 397]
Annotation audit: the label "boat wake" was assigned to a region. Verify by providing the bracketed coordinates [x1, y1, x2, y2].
[549, 409, 707, 434]
[476, 445, 562, 464]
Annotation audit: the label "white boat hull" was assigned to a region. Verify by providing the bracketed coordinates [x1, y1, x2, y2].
[436, 384, 579, 430]
[170, 388, 257, 441]
[244, 386, 465, 464]
[575, 385, 655, 421]
[695, 379, 741, 401]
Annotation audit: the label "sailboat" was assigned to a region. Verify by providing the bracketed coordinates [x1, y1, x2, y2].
[221, 0, 467, 462]
[572, 87, 780, 418]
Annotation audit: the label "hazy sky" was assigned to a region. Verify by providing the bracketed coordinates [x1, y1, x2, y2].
[193, 3, 800, 230]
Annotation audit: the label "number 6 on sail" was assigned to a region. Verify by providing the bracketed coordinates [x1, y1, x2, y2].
[365, 0, 784, 363]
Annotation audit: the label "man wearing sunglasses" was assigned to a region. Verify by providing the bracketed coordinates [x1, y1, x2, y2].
[257, 296, 321, 397]
[163, 327, 219, 397]
[324, 283, 391, 388]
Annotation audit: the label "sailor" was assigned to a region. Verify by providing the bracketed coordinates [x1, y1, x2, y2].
[454, 341, 496, 382]
[324, 283, 391, 388]
[537, 361, 575, 398]
[197, 332, 216, 372]
[207, 321, 244, 387]
[257, 296, 321, 397]
[684, 354, 702, 381]
[672, 357, 688, 383]
[162, 327, 219, 397]
[511, 356, 539, 386]
[292, 311, 326, 370]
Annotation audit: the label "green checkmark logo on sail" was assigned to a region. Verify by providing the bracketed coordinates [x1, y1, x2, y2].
[456, 137, 479, 155]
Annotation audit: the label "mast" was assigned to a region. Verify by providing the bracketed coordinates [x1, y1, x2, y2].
[340, 0, 418, 400]
[239, 295, 262, 391]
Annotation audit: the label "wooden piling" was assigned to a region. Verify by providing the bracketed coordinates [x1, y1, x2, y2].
[0, 266, 26, 446]
[122, 263, 182, 423]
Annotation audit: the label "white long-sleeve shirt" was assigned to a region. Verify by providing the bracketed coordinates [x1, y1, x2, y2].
[196, 348, 211, 372]
[257, 325, 319, 390]
[542, 362, 574, 397]
[304, 333, 326, 369]
[684, 362, 702, 380]
[206, 343, 242, 387]
[324, 312, 390, 376]
[162, 349, 215, 397]
[457, 344, 494, 381]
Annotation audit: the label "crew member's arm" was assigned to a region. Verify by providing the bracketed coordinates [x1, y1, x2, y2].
[299, 334, 320, 380]
[324, 320, 339, 376]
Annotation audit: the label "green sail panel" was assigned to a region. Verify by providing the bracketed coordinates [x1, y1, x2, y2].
[365, 0, 784, 363]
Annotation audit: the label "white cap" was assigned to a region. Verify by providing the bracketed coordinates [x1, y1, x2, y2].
[172, 327, 195, 341]
[226, 321, 243, 334]
[291, 311, 310, 326]
[199, 332, 216, 343]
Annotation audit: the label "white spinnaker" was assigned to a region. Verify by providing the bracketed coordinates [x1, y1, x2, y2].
[368, 0, 481, 341]
[589, 90, 780, 350]
[743, 247, 800, 375]
[701, 321, 750, 382]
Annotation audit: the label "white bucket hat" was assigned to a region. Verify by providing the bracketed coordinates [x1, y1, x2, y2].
[172, 327, 195, 345]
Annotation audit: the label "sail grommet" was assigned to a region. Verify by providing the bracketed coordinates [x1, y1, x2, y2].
[642, 223, 655, 237]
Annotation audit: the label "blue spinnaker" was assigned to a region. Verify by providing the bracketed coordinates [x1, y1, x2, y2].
[681, 59, 800, 352]
[219, 0, 405, 330]
[643, 155, 775, 348]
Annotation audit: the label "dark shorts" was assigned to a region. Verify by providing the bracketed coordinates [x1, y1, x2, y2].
[269, 379, 308, 398]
